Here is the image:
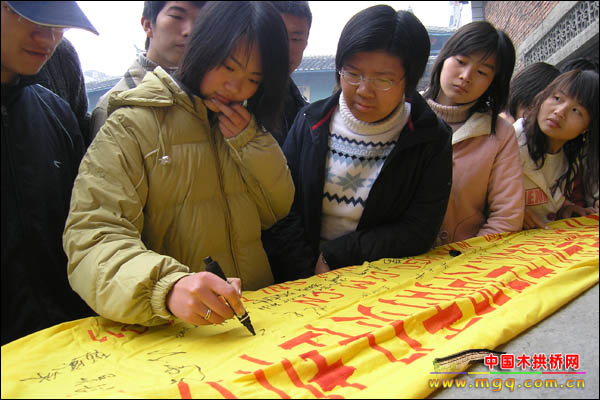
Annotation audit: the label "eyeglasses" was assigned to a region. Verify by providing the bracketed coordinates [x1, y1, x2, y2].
[338, 70, 403, 92]
[2, 3, 69, 36]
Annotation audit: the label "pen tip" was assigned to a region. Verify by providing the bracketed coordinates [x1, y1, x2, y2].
[238, 311, 256, 335]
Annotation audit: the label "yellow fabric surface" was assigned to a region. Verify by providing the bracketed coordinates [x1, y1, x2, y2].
[2, 215, 598, 399]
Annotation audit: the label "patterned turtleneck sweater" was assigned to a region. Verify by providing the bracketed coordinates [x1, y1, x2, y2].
[320, 94, 411, 241]
[425, 98, 476, 133]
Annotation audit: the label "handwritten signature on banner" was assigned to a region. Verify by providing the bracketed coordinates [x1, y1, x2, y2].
[1, 215, 598, 398]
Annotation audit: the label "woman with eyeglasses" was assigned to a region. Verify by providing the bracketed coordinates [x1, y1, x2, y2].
[266, 5, 452, 282]
[423, 21, 524, 245]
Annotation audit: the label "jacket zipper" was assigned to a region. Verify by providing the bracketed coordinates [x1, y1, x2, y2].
[209, 127, 241, 278]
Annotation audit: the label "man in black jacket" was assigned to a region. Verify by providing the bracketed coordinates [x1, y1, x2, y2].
[269, 1, 311, 145]
[1, 1, 98, 345]
[262, 1, 312, 279]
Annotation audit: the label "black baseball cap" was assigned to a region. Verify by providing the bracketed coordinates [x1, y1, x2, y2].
[6, 1, 99, 35]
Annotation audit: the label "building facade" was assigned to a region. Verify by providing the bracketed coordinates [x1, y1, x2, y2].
[471, 1, 599, 72]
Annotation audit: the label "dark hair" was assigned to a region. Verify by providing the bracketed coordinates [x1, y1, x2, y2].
[524, 69, 599, 199]
[269, 1, 312, 28]
[423, 21, 515, 134]
[142, 1, 206, 50]
[334, 6, 430, 96]
[176, 1, 290, 134]
[560, 57, 599, 74]
[508, 62, 560, 120]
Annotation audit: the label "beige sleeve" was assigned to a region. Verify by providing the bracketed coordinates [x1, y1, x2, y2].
[63, 109, 191, 326]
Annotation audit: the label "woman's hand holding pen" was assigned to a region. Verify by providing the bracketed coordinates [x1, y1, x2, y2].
[166, 272, 244, 326]
[209, 98, 251, 139]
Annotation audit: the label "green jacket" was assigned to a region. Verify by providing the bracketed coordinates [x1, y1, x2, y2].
[64, 67, 294, 326]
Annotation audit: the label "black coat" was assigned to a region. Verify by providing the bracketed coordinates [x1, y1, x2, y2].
[269, 91, 452, 282]
[271, 80, 309, 147]
[1, 76, 94, 345]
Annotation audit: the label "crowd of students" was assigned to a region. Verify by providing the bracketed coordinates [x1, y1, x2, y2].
[1, 0, 598, 345]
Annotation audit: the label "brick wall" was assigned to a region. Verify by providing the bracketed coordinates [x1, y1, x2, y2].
[483, 1, 559, 49]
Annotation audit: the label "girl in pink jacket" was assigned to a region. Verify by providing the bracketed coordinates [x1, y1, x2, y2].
[423, 21, 524, 245]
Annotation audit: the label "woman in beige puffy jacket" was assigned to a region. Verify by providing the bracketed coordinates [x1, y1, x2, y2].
[63, 2, 293, 328]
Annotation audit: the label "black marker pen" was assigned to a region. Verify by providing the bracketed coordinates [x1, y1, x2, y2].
[203, 256, 256, 336]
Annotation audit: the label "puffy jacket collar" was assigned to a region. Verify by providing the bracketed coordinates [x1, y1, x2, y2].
[303, 90, 448, 150]
[107, 66, 207, 121]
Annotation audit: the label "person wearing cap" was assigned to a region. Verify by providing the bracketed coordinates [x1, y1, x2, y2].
[1, 0, 98, 345]
[89, 1, 205, 140]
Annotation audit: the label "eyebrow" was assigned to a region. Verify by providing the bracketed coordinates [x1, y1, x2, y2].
[165, 6, 187, 13]
[230, 56, 262, 76]
[555, 90, 580, 103]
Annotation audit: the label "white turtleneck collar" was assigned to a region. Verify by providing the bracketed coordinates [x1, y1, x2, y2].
[338, 93, 411, 136]
[426, 98, 475, 125]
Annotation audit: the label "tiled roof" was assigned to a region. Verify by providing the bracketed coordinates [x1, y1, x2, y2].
[296, 55, 335, 72]
[427, 26, 456, 34]
[86, 77, 121, 92]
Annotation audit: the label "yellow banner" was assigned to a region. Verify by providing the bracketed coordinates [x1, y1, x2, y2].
[2, 215, 598, 399]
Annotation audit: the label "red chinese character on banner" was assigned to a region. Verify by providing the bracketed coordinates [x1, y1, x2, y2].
[483, 353, 499, 370]
[565, 354, 580, 370]
[531, 353, 547, 370]
[548, 353, 563, 370]
[500, 354, 515, 369]
[516, 353, 531, 370]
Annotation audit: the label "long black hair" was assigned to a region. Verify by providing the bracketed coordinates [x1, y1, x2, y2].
[423, 21, 515, 134]
[176, 1, 290, 133]
[524, 69, 599, 199]
[508, 62, 560, 120]
[334, 5, 430, 97]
